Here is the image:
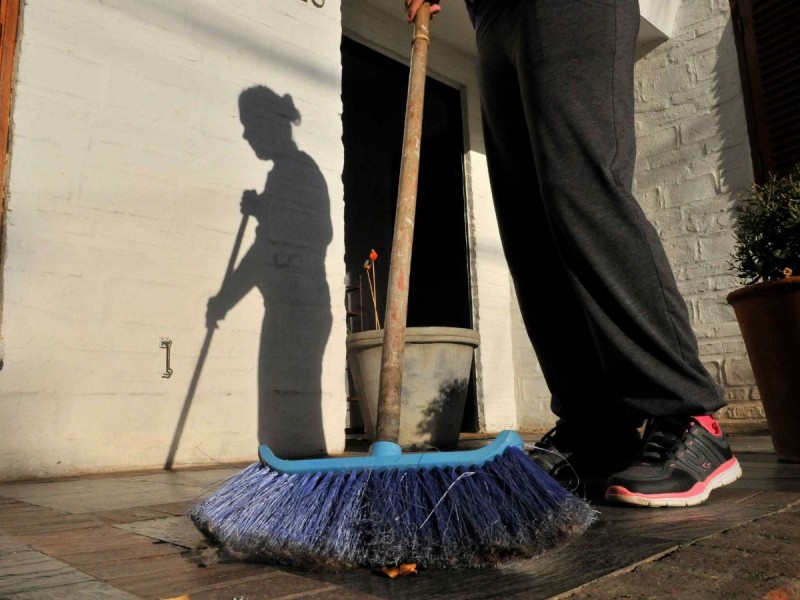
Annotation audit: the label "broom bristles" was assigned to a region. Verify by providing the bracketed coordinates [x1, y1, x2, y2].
[191, 447, 596, 569]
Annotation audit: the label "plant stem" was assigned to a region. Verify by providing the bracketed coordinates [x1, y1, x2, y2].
[370, 261, 381, 329]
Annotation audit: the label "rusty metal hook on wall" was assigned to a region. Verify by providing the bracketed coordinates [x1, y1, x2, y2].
[160, 338, 173, 379]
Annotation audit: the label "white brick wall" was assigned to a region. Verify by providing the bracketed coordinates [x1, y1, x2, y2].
[0, 0, 347, 479]
[633, 0, 762, 425]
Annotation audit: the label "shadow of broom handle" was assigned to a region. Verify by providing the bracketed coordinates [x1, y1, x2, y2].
[165, 213, 250, 470]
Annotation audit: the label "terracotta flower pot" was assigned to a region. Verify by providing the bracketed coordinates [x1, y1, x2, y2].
[727, 276, 800, 462]
[345, 327, 480, 450]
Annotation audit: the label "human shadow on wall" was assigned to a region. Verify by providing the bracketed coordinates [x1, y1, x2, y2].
[206, 86, 333, 458]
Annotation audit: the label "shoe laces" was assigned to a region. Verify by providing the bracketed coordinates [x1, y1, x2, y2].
[530, 424, 572, 470]
[638, 417, 691, 463]
[537, 424, 562, 451]
[527, 424, 582, 492]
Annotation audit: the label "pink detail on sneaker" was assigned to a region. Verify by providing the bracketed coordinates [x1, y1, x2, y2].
[606, 457, 741, 504]
[694, 415, 722, 437]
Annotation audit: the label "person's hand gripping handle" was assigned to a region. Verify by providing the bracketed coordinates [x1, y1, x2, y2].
[405, 0, 441, 23]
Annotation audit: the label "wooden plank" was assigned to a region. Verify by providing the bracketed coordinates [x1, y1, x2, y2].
[107, 562, 273, 599]
[286, 588, 384, 600]
[0, 499, 56, 519]
[594, 504, 776, 541]
[1, 535, 141, 599]
[85, 552, 199, 582]
[140, 501, 193, 517]
[703, 486, 761, 503]
[304, 532, 678, 600]
[1, 514, 103, 536]
[732, 478, 800, 493]
[56, 540, 185, 571]
[8, 580, 142, 600]
[0, 546, 94, 595]
[0, 479, 210, 514]
[737, 490, 800, 508]
[92, 506, 179, 525]
[0, 535, 30, 555]
[187, 572, 342, 600]
[569, 508, 800, 600]
[114, 516, 206, 550]
[18, 525, 178, 558]
[737, 451, 787, 464]
[741, 459, 800, 473]
[734, 455, 800, 493]
[128, 469, 244, 489]
[0, 500, 105, 537]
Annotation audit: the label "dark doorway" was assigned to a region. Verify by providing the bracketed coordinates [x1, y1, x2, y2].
[341, 36, 477, 432]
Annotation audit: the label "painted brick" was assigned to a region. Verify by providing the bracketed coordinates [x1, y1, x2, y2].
[638, 62, 695, 99]
[0, 0, 347, 479]
[680, 113, 722, 146]
[683, 204, 725, 235]
[663, 173, 719, 207]
[663, 238, 699, 265]
[648, 206, 683, 238]
[722, 388, 752, 403]
[720, 161, 755, 194]
[667, 28, 722, 64]
[698, 231, 735, 261]
[719, 401, 765, 421]
[635, 187, 663, 214]
[634, 161, 691, 190]
[637, 127, 679, 158]
[695, 14, 731, 37]
[699, 339, 727, 354]
[696, 296, 736, 325]
[702, 360, 722, 384]
[723, 358, 757, 386]
[635, 101, 707, 131]
[700, 321, 745, 340]
[722, 339, 747, 354]
[710, 275, 740, 292]
[676, 1, 716, 29]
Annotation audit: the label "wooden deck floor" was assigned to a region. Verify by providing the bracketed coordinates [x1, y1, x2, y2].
[1, 435, 798, 600]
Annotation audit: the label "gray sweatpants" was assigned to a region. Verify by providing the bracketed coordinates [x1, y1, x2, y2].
[474, 0, 725, 427]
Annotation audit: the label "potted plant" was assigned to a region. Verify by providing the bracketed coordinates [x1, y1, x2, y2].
[345, 250, 480, 450]
[726, 163, 800, 462]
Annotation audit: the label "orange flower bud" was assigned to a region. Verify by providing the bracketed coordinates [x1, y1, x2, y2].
[370, 249, 378, 262]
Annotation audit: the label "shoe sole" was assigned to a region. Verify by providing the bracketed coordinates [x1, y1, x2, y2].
[605, 458, 743, 508]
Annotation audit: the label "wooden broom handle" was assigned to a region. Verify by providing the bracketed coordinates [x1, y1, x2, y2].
[375, 2, 431, 443]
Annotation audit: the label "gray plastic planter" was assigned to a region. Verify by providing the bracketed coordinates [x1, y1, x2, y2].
[345, 326, 480, 450]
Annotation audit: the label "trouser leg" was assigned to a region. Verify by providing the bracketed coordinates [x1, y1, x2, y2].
[475, 0, 724, 420]
[476, 29, 624, 427]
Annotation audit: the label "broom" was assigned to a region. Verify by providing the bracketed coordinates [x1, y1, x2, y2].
[191, 2, 596, 569]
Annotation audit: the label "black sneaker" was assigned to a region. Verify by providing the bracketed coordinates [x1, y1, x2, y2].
[529, 419, 641, 493]
[605, 415, 742, 507]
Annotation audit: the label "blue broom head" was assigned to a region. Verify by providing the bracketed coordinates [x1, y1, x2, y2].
[191, 431, 597, 570]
